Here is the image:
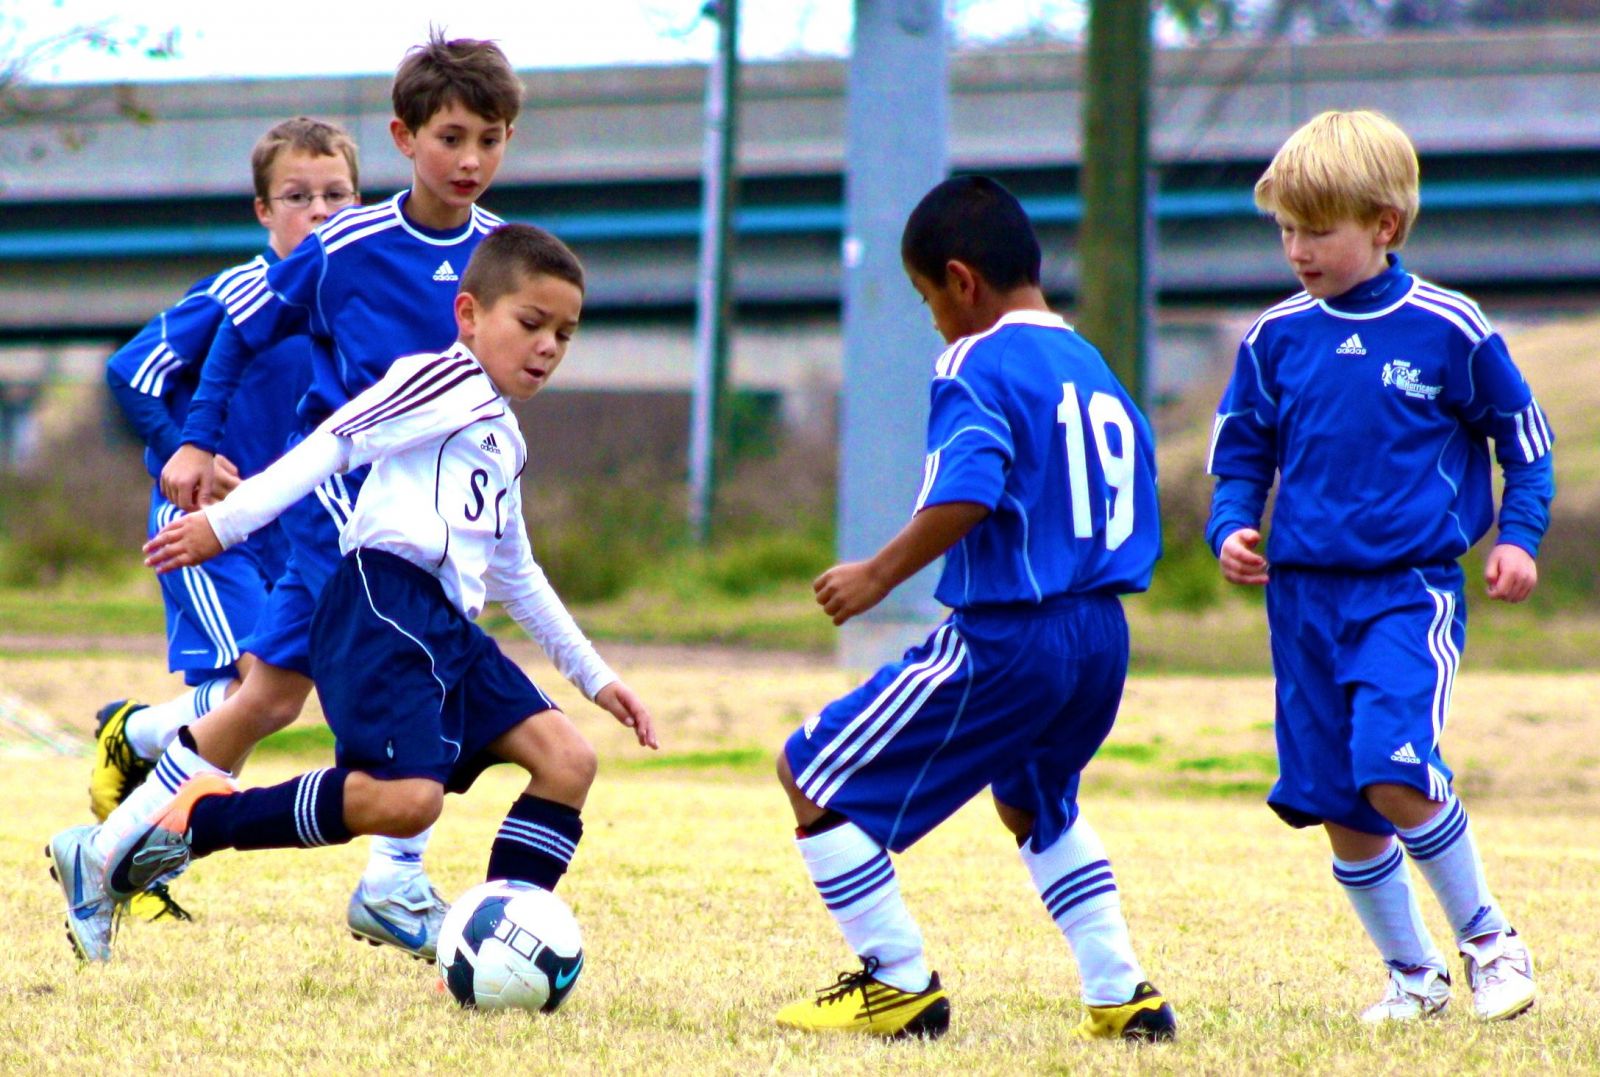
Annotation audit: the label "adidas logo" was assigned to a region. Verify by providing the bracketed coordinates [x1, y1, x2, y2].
[433, 260, 458, 282]
[1390, 742, 1421, 765]
[1336, 333, 1367, 356]
[480, 433, 500, 455]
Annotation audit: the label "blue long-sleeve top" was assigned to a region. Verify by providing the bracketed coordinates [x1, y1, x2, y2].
[104, 251, 311, 481]
[1206, 256, 1554, 568]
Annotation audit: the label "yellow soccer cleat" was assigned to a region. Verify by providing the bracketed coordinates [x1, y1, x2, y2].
[775, 958, 950, 1040]
[125, 882, 195, 924]
[89, 700, 154, 822]
[1074, 981, 1177, 1041]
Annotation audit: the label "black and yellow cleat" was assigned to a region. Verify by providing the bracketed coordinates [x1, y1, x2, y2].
[1074, 981, 1177, 1042]
[89, 700, 154, 822]
[125, 882, 194, 923]
[775, 958, 950, 1040]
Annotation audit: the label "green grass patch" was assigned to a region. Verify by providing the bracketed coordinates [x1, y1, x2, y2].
[617, 748, 768, 772]
[1097, 741, 1163, 764]
[257, 725, 336, 756]
[1173, 751, 1277, 775]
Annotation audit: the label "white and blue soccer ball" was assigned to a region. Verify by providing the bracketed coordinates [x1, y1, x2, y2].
[436, 879, 585, 1013]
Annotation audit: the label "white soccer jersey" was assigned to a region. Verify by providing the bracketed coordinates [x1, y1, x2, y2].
[205, 342, 615, 700]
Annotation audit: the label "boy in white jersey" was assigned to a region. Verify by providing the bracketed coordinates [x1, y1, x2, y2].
[94, 116, 361, 925]
[82, 31, 524, 960]
[1207, 111, 1548, 1023]
[51, 224, 656, 967]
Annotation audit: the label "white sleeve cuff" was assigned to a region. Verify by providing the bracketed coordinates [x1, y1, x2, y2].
[207, 431, 350, 549]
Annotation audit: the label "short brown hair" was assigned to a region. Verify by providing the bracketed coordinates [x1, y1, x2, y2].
[392, 28, 523, 133]
[460, 223, 585, 308]
[1254, 110, 1421, 249]
[250, 117, 359, 202]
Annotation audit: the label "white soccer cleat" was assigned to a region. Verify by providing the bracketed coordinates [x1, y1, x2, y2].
[47, 824, 117, 963]
[1461, 930, 1535, 1021]
[347, 874, 449, 961]
[1360, 964, 1451, 1023]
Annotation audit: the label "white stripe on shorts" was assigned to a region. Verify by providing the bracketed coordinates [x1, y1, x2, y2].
[798, 623, 968, 807]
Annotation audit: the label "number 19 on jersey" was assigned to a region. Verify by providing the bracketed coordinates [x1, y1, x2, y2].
[1057, 381, 1137, 551]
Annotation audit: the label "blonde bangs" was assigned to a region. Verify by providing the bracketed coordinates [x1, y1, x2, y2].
[1254, 110, 1420, 247]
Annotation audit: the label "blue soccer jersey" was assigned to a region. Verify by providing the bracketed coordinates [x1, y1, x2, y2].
[105, 253, 311, 483]
[181, 192, 504, 448]
[914, 310, 1161, 607]
[1206, 257, 1554, 569]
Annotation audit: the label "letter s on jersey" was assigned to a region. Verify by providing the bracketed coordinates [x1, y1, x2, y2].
[465, 468, 489, 521]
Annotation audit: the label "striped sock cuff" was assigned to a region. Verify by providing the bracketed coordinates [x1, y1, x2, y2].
[1039, 859, 1119, 924]
[193, 676, 232, 718]
[1023, 817, 1121, 929]
[487, 795, 583, 890]
[815, 850, 897, 915]
[1332, 843, 1404, 889]
[1397, 796, 1469, 862]
[293, 768, 352, 848]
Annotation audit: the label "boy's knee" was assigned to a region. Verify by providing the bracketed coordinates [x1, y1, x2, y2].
[355, 778, 443, 837]
[1363, 781, 1439, 829]
[563, 735, 598, 792]
[385, 783, 444, 836]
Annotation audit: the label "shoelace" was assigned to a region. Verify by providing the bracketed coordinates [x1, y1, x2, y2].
[144, 882, 194, 922]
[815, 956, 884, 1015]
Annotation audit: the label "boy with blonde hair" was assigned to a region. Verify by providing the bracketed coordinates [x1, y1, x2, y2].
[54, 30, 524, 963]
[60, 225, 654, 976]
[1207, 110, 1551, 1023]
[97, 115, 360, 921]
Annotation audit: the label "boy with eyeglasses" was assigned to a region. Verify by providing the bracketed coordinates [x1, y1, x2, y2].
[95, 115, 361, 924]
[55, 30, 527, 965]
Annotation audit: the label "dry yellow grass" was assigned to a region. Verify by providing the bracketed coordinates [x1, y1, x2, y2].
[2, 652, 1598, 1074]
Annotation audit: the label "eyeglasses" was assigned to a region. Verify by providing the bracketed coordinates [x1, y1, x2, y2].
[271, 188, 356, 210]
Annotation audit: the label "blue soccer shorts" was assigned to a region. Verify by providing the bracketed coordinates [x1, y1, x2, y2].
[784, 593, 1130, 854]
[149, 490, 276, 685]
[1266, 563, 1464, 836]
[310, 548, 556, 792]
[238, 461, 363, 677]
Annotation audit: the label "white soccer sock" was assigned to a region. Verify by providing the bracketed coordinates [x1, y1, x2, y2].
[92, 733, 232, 860]
[1021, 817, 1144, 1006]
[124, 677, 235, 761]
[796, 821, 930, 993]
[363, 828, 433, 894]
[1397, 795, 1509, 944]
[1332, 843, 1446, 973]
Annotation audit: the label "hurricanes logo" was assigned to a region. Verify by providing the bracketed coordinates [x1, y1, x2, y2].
[1381, 360, 1442, 401]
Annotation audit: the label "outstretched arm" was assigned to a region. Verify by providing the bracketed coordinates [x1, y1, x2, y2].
[145, 430, 349, 572]
[814, 501, 989, 626]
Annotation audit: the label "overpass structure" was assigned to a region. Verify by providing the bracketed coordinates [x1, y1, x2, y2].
[1, 25, 1597, 400]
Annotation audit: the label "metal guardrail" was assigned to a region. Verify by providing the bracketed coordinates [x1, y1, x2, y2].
[4, 175, 1598, 262]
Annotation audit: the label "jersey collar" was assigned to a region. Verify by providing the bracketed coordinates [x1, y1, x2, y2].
[991, 308, 1071, 332]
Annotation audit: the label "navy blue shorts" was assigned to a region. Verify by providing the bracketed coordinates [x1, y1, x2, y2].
[1266, 564, 1462, 836]
[784, 593, 1129, 853]
[149, 489, 278, 684]
[240, 463, 363, 677]
[310, 548, 556, 792]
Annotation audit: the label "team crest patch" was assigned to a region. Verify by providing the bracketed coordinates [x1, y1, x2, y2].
[1380, 359, 1442, 401]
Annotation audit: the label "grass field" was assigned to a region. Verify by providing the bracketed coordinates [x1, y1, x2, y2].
[4, 649, 1599, 1074]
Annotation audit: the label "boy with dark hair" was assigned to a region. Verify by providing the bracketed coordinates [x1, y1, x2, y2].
[54, 224, 654, 970]
[96, 115, 360, 922]
[62, 29, 524, 963]
[773, 175, 1176, 1042]
[1207, 109, 1548, 1023]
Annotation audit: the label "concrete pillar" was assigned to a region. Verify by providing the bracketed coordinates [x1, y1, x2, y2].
[837, 0, 948, 669]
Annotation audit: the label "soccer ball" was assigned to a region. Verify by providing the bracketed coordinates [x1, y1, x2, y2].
[436, 879, 585, 1013]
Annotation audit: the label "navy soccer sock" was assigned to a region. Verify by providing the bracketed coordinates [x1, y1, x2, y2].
[187, 767, 354, 857]
[486, 795, 583, 890]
